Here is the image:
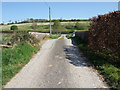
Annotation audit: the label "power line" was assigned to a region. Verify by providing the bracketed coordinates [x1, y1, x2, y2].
[42, 1, 56, 19]
[44, 2, 49, 8]
[42, 0, 49, 8]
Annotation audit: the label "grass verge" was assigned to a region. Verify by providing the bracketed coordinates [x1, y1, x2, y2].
[72, 36, 120, 89]
[2, 42, 40, 86]
[50, 34, 61, 39]
[2, 32, 41, 87]
[66, 33, 72, 39]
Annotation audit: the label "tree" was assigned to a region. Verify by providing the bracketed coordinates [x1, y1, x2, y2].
[53, 20, 62, 33]
[75, 22, 85, 30]
[0, 23, 4, 25]
[10, 25, 18, 30]
[32, 21, 37, 30]
[15, 21, 18, 24]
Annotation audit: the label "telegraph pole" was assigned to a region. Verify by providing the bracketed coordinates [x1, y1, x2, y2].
[49, 6, 52, 36]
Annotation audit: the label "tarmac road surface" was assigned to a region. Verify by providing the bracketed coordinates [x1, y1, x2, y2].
[4, 36, 107, 88]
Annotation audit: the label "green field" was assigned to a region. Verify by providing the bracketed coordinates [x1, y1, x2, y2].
[1, 21, 90, 32]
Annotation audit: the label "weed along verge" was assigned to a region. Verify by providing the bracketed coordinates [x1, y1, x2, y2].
[2, 32, 40, 87]
[50, 34, 61, 39]
[73, 36, 120, 89]
[71, 11, 120, 89]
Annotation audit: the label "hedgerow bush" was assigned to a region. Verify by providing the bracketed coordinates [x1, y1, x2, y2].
[31, 22, 37, 30]
[75, 22, 86, 30]
[10, 32, 40, 46]
[89, 11, 120, 65]
[53, 20, 65, 33]
[65, 24, 74, 30]
[10, 25, 18, 30]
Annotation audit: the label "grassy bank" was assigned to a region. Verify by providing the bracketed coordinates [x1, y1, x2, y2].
[73, 36, 120, 89]
[2, 32, 40, 86]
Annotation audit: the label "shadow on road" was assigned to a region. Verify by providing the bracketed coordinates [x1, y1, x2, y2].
[64, 39, 91, 67]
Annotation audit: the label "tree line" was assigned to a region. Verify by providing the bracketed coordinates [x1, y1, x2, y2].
[0, 18, 89, 25]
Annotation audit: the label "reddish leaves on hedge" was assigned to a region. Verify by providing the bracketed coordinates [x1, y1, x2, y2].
[89, 11, 120, 64]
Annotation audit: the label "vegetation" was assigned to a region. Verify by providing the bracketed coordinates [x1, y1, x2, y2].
[2, 19, 89, 25]
[66, 34, 72, 39]
[2, 34, 13, 45]
[10, 25, 18, 30]
[2, 32, 40, 86]
[65, 22, 90, 31]
[52, 20, 63, 33]
[73, 36, 120, 89]
[75, 22, 87, 30]
[89, 11, 120, 66]
[31, 22, 37, 30]
[50, 34, 61, 39]
[0, 23, 4, 25]
[2, 21, 90, 33]
[65, 23, 74, 30]
[2, 32, 40, 46]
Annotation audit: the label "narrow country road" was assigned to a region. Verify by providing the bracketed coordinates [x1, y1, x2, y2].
[4, 35, 107, 88]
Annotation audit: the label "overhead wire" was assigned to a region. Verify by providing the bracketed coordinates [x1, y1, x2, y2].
[42, 0, 55, 20]
[43, 0, 49, 8]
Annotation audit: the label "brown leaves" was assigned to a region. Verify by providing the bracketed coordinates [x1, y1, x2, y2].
[88, 11, 120, 64]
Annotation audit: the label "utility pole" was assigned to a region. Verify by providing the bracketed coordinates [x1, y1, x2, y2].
[49, 6, 52, 36]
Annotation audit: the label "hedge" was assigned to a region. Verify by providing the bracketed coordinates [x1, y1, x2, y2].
[10, 25, 18, 30]
[89, 11, 120, 65]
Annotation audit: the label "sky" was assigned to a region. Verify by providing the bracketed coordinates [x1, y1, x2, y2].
[2, 2, 118, 23]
